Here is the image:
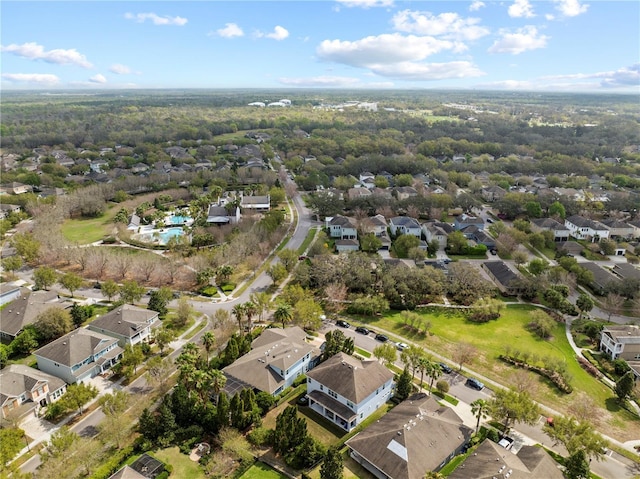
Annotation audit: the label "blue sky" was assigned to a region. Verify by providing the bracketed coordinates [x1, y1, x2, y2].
[1, 0, 638, 91]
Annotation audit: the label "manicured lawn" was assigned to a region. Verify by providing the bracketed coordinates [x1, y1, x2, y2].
[349, 304, 640, 440]
[239, 462, 289, 479]
[297, 227, 318, 255]
[61, 207, 119, 244]
[154, 447, 206, 479]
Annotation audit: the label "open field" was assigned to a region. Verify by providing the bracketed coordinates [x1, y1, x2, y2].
[239, 462, 289, 479]
[61, 208, 119, 244]
[154, 447, 206, 479]
[348, 304, 640, 441]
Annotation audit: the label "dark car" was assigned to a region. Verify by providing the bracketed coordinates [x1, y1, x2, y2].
[336, 320, 350, 328]
[375, 334, 389, 342]
[297, 395, 309, 406]
[439, 362, 453, 374]
[355, 326, 370, 335]
[466, 378, 485, 390]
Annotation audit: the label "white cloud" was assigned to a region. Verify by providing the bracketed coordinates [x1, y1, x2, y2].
[278, 75, 362, 87]
[391, 10, 490, 41]
[553, 0, 589, 17]
[469, 1, 485, 12]
[335, 0, 394, 8]
[508, 0, 535, 18]
[109, 64, 131, 74]
[317, 33, 458, 67]
[0, 42, 92, 68]
[476, 79, 535, 90]
[257, 26, 289, 41]
[488, 26, 549, 54]
[89, 74, 107, 84]
[215, 23, 244, 38]
[367, 61, 485, 81]
[1, 73, 60, 85]
[543, 64, 640, 88]
[124, 12, 188, 26]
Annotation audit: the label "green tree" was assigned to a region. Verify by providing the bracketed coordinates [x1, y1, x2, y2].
[152, 327, 175, 355]
[490, 389, 539, 436]
[528, 258, 549, 276]
[278, 249, 299, 272]
[273, 302, 293, 328]
[293, 298, 324, 331]
[58, 272, 83, 297]
[615, 371, 635, 402]
[273, 405, 308, 456]
[565, 450, 590, 479]
[373, 342, 397, 366]
[360, 233, 383, 253]
[11, 232, 40, 264]
[33, 266, 58, 290]
[34, 307, 73, 341]
[396, 367, 413, 400]
[394, 234, 420, 258]
[548, 201, 566, 219]
[576, 293, 594, 319]
[98, 390, 129, 416]
[119, 279, 145, 304]
[174, 296, 194, 327]
[120, 344, 145, 376]
[320, 445, 344, 479]
[2, 255, 23, 273]
[446, 231, 468, 255]
[0, 344, 9, 368]
[202, 331, 216, 363]
[101, 279, 119, 302]
[0, 427, 25, 466]
[148, 287, 173, 317]
[58, 383, 98, 415]
[12, 328, 39, 355]
[470, 399, 490, 435]
[527, 309, 556, 339]
[543, 415, 608, 461]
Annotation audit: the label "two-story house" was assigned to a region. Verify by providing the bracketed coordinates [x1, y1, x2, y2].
[600, 326, 640, 377]
[565, 215, 610, 242]
[422, 221, 454, 247]
[601, 218, 634, 239]
[481, 185, 507, 203]
[0, 364, 67, 420]
[530, 217, 570, 242]
[0, 290, 68, 341]
[34, 329, 124, 384]
[454, 214, 484, 232]
[240, 195, 270, 212]
[87, 305, 160, 347]
[305, 352, 395, 432]
[222, 327, 321, 397]
[346, 393, 472, 478]
[326, 215, 358, 240]
[389, 217, 422, 238]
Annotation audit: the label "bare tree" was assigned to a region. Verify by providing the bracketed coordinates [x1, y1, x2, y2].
[452, 342, 478, 371]
[601, 293, 623, 320]
[113, 252, 133, 280]
[136, 257, 157, 283]
[88, 248, 109, 279]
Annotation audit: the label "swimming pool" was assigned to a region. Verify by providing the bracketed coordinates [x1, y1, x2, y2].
[168, 215, 191, 225]
[136, 227, 185, 245]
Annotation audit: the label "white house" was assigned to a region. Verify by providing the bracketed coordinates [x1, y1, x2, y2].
[240, 195, 270, 212]
[305, 352, 395, 432]
[530, 218, 570, 242]
[34, 329, 124, 384]
[565, 215, 610, 242]
[87, 304, 160, 347]
[422, 221, 454, 246]
[222, 327, 321, 397]
[389, 217, 422, 238]
[326, 215, 358, 240]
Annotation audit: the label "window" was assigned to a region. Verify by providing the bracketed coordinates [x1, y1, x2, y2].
[328, 389, 338, 399]
[320, 385, 323, 391]
[347, 401, 354, 409]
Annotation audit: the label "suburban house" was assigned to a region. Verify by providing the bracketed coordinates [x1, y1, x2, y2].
[463, 227, 496, 250]
[240, 195, 270, 212]
[448, 439, 565, 479]
[305, 352, 395, 432]
[564, 215, 610, 242]
[394, 186, 419, 201]
[0, 282, 22, 306]
[335, 239, 360, 253]
[127, 214, 141, 230]
[0, 203, 21, 219]
[629, 219, 640, 239]
[34, 329, 124, 384]
[612, 263, 640, 282]
[422, 221, 454, 246]
[326, 215, 358, 240]
[389, 217, 422, 238]
[206, 203, 240, 225]
[222, 327, 321, 397]
[481, 185, 507, 202]
[0, 290, 68, 341]
[600, 325, 640, 377]
[454, 214, 484, 232]
[579, 262, 618, 295]
[346, 393, 472, 478]
[361, 214, 388, 237]
[0, 364, 67, 420]
[348, 187, 372, 201]
[108, 453, 166, 479]
[601, 218, 634, 239]
[0, 182, 33, 195]
[482, 261, 524, 296]
[87, 305, 160, 347]
[530, 218, 570, 242]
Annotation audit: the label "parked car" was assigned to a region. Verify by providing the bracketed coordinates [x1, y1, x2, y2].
[375, 334, 389, 342]
[439, 362, 453, 374]
[466, 378, 485, 390]
[336, 320, 350, 328]
[355, 326, 370, 335]
[490, 249, 497, 255]
[297, 395, 309, 406]
[396, 342, 409, 351]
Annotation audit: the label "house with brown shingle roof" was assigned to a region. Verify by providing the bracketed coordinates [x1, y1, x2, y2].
[0, 289, 68, 341]
[0, 364, 67, 420]
[346, 393, 472, 478]
[87, 304, 159, 347]
[306, 352, 395, 431]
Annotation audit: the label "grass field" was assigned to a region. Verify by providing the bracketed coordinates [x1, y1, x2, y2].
[61, 207, 119, 244]
[154, 447, 206, 479]
[238, 462, 289, 479]
[347, 304, 640, 441]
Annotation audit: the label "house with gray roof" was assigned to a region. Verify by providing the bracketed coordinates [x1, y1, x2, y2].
[601, 218, 634, 239]
[0, 364, 67, 420]
[389, 217, 422, 238]
[579, 262, 618, 295]
[600, 325, 640, 378]
[34, 329, 124, 384]
[222, 327, 321, 397]
[612, 263, 640, 281]
[565, 215, 610, 242]
[206, 203, 240, 225]
[454, 214, 484, 232]
[448, 439, 564, 479]
[530, 218, 570, 242]
[240, 195, 270, 212]
[422, 221, 454, 246]
[0, 282, 22, 306]
[346, 393, 472, 478]
[87, 305, 159, 347]
[306, 352, 395, 432]
[482, 261, 524, 296]
[481, 185, 507, 202]
[326, 215, 358, 240]
[0, 290, 68, 341]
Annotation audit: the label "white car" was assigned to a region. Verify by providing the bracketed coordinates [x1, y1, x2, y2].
[396, 342, 409, 351]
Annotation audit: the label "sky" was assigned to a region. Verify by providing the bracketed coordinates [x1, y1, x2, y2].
[1, 0, 639, 92]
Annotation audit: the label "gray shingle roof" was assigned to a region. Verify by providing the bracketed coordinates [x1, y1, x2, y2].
[34, 328, 120, 367]
[0, 364, 66, 403]
[0, 290, 64, 338]
[88, 305, 158, 339]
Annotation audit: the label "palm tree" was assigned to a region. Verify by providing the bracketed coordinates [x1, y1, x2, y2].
[470, 399, 490, 435]
[273, 303, 293, 328]
[243, 301, 258, 333]
[251, 292, 272, 322]
[232, 303, 246, 335]
[209, 369, 227, 404]
[202, 332, 216, 363]
[427, 362, 442, 394]
[416, 357, 430, 390]
[401, 344, 425, 376]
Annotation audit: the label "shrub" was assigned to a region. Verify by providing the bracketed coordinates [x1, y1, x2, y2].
[247, 426, 272, 446]
[436, 380, 449, 394]
[220, 282, 236, 292]
[614, 359, 631, 376]
[198, 286, 218, 297]
[88, 446, 133, 479]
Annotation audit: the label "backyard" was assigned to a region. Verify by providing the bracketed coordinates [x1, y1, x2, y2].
[347, 304, 640, 442]
[153, 447, 206, 479]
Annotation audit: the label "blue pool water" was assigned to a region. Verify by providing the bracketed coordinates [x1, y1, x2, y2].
[169, 215, 191, 225]
[158, 227, 185, 244]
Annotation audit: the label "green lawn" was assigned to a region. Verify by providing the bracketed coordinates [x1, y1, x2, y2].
[60, 208, 119, 244]
[239, 462, 289, 479]
[349, 304, 640, 441]
[153, 447, 206, 479]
